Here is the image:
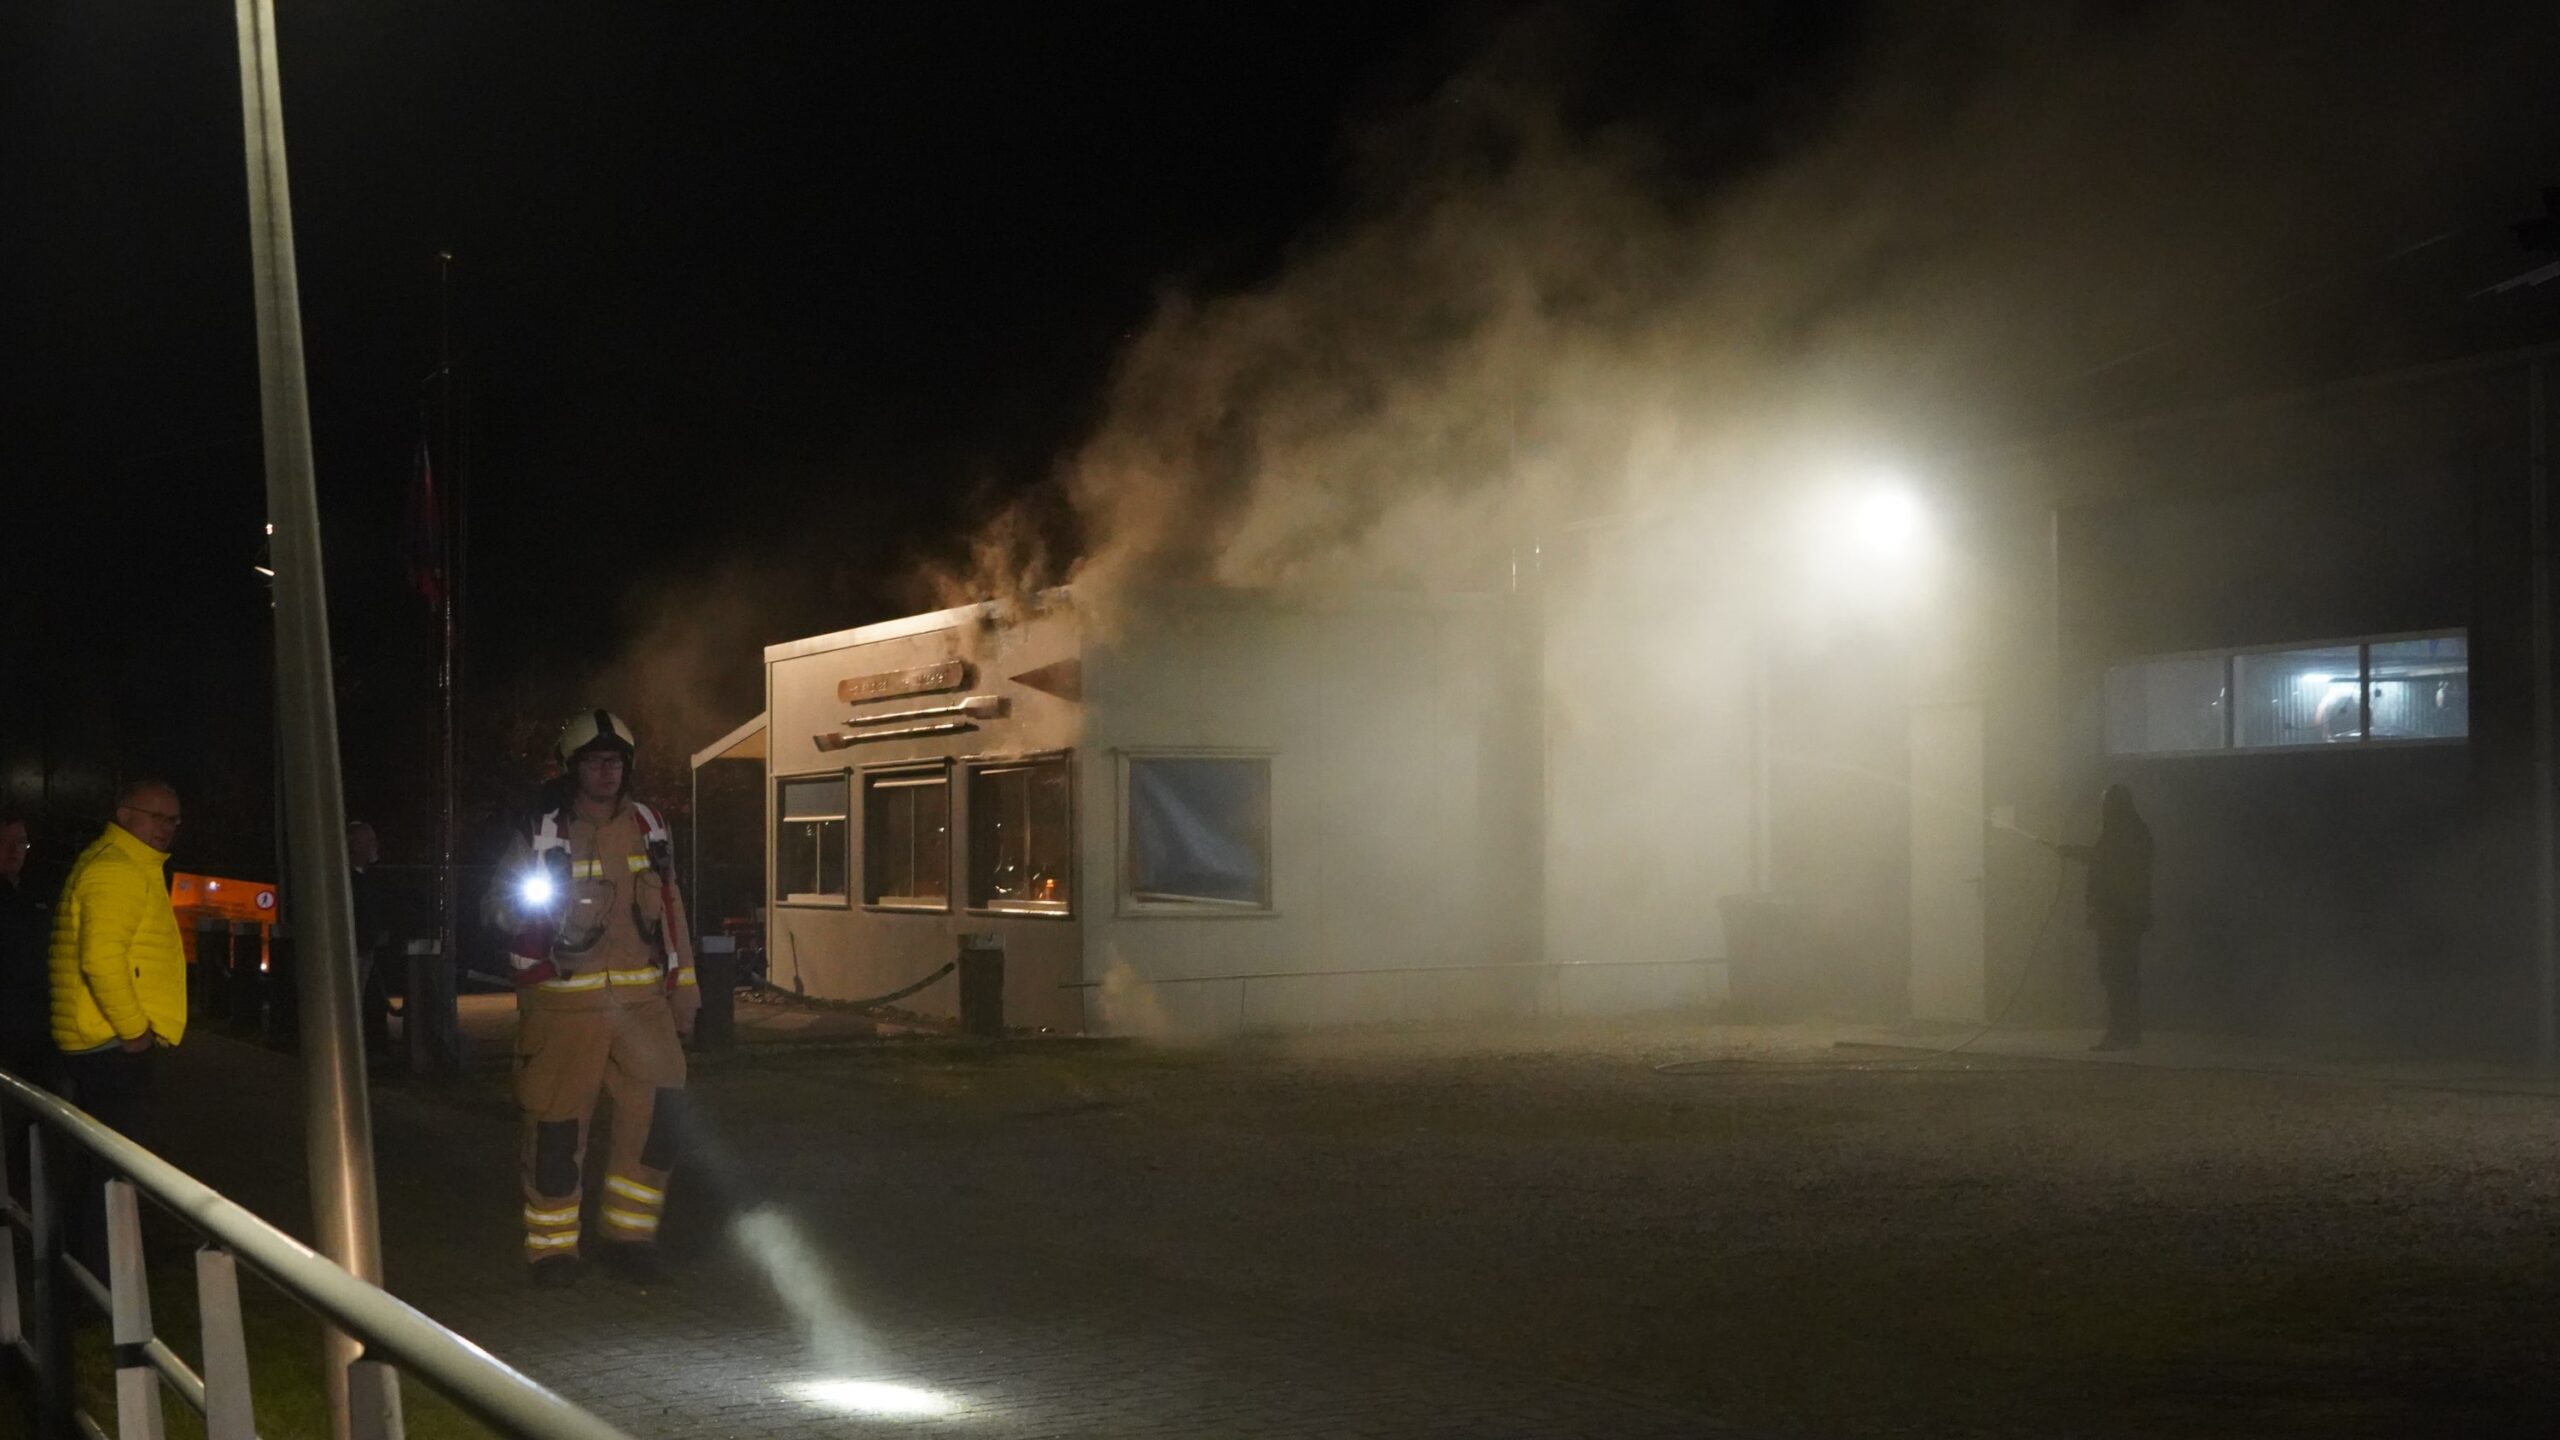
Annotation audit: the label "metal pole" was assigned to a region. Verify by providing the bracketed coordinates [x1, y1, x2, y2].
[231, 6, 399, 1438]
[431, 250, 461, 1079]
[690, 764, 702, 962]
[2532, 361, 2556, 1068]
[1750, 636, 1772, 891]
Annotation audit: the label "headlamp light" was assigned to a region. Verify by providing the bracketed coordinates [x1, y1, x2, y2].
[518, 872, 557, 909]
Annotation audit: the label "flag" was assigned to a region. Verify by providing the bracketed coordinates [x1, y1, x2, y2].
[404, 435, 446, 607]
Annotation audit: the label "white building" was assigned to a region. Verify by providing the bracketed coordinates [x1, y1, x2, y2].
[714, 586, 1570, 1036]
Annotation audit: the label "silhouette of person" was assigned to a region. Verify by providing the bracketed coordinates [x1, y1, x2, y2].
[2055, 784, 2155, 1051]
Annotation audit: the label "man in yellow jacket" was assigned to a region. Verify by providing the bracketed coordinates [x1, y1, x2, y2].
[50, 779, 186, 1109]
[48, 778, 186, 1268]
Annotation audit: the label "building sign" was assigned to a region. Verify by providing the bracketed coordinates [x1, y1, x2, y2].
[837, 659, 970, 706]
[814, 720, 975, 751]
[170, 873, 279, 925]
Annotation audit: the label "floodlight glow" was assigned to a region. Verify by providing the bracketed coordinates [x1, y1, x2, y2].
[1852, 483, 1925, 554]
[786, 1379, 958, 1417]
[518, 873, 556, 908]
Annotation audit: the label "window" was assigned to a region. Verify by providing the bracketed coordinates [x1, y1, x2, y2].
[2367, 634, 2469, 740]
[1125, 755, 1271, 909]
[776, 774, 849, 905]
[2103, 630, 2468, 756]
[2104, 655, 2226, 756]
[863, 767, 950, 909]
[2233, 644, 2363, 749]
[968, 757, 1072, 913]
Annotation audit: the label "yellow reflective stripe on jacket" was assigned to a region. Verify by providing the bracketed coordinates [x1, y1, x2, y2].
[604, 1175, 664, 1205]
[670, 968, 697, 987]
[569, 858, 603, 878]
[523, 1203, 580, 1228]
[536, 967, 665, 992]
[601, 1207, 661, 1233]
[626, 854, 653, 873]
[524, 1232, 579, 1251]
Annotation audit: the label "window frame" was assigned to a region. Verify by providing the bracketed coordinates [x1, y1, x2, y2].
[2102, 628, 2469, 760]
[2100, 647, 2231, 759]
[772, 769, 853, 909]
[859, 759, 954, 915]
[1115, 747, 1277, 918]
[963, 750, 1076, 919]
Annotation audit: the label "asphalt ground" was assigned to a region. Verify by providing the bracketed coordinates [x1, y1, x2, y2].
[65, 1019, 2560, 1438]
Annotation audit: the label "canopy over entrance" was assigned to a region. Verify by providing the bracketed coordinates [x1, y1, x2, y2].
[691, 712, 768, 771]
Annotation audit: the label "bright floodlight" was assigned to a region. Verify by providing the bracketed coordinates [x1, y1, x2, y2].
[786, 1379, 959, 1417]
[1853, 482, 1925, 554]
[517, 872, 556, 908]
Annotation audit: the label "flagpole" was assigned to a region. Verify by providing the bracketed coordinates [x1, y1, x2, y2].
[433, 249, 462, 1077]
[231, 4, 398, 1436]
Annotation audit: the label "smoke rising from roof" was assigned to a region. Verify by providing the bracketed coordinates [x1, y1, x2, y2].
[1043, 0, 2560, 624]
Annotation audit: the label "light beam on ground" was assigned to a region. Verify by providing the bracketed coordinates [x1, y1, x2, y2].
[786, 1379, 961, 1417]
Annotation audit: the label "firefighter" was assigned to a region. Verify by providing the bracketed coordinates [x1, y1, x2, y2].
[492, 710, 698, 1288]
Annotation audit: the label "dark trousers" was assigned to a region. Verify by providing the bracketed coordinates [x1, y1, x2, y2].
[55, 1046, 159, 1276]
[2096, 928, 2143, 1043]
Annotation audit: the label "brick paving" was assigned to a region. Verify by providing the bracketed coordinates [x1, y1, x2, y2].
[120, 1021, 2560, 1439]
[137, 1031, 1735, 1439]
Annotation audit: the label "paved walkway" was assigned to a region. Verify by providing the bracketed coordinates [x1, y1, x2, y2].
[1837, 1021, 2560, 1095]
[102, 1019, 2560, 1438]
[140, 1031, 1735, 1439]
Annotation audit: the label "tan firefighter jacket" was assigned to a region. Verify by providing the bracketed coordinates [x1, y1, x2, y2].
[492, 799, 696, 1017]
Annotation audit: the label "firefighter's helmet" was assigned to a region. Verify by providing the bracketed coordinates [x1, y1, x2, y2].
[554, 709, 638, 767]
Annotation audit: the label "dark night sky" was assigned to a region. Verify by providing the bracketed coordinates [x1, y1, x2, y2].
[6, 0, 2558, 876]
[0, 0, 1858, 868]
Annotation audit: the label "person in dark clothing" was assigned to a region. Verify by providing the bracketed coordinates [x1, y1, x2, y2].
[347, 821, 393, 1057]
[2055, 784, 2155, 1051]
[0, 810, 53, 1207]
[0, 811, 52, 1081]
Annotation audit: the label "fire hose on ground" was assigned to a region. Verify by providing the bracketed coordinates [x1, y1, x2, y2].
[742, 957, 959, 1013]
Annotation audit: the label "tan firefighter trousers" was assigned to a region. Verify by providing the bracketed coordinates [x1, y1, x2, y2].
[515, 992, 687, 1261]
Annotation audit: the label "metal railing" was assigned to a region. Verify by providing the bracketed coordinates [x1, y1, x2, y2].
[0, 1070, 634, 1440]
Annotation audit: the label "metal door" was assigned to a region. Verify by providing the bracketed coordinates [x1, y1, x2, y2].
[1908, 702, 1987, 1022]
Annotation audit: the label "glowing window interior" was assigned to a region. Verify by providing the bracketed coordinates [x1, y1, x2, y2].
[969, 758, 1071, 913]
[2104, 630, 2468, 756]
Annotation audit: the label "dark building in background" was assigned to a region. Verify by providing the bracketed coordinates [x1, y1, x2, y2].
[2021, 352, 2546, 1053]
[1957, 208, 2560, 1056]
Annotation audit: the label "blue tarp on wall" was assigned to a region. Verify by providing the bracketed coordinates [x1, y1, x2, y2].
[1128, 758, 1266, 904]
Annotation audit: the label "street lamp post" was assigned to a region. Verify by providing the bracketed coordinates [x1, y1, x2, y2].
[230, 5, 399, 1439]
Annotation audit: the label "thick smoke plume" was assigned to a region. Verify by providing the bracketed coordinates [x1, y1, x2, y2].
[1048, 0, 2560, 625]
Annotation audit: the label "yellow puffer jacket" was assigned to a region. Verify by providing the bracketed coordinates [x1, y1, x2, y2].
[49, 823, 187, 1052]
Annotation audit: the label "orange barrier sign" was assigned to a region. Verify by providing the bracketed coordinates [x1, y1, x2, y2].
[170, 872, 278, 971]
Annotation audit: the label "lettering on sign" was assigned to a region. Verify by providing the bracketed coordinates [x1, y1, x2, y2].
[837, 659, 970, 706]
